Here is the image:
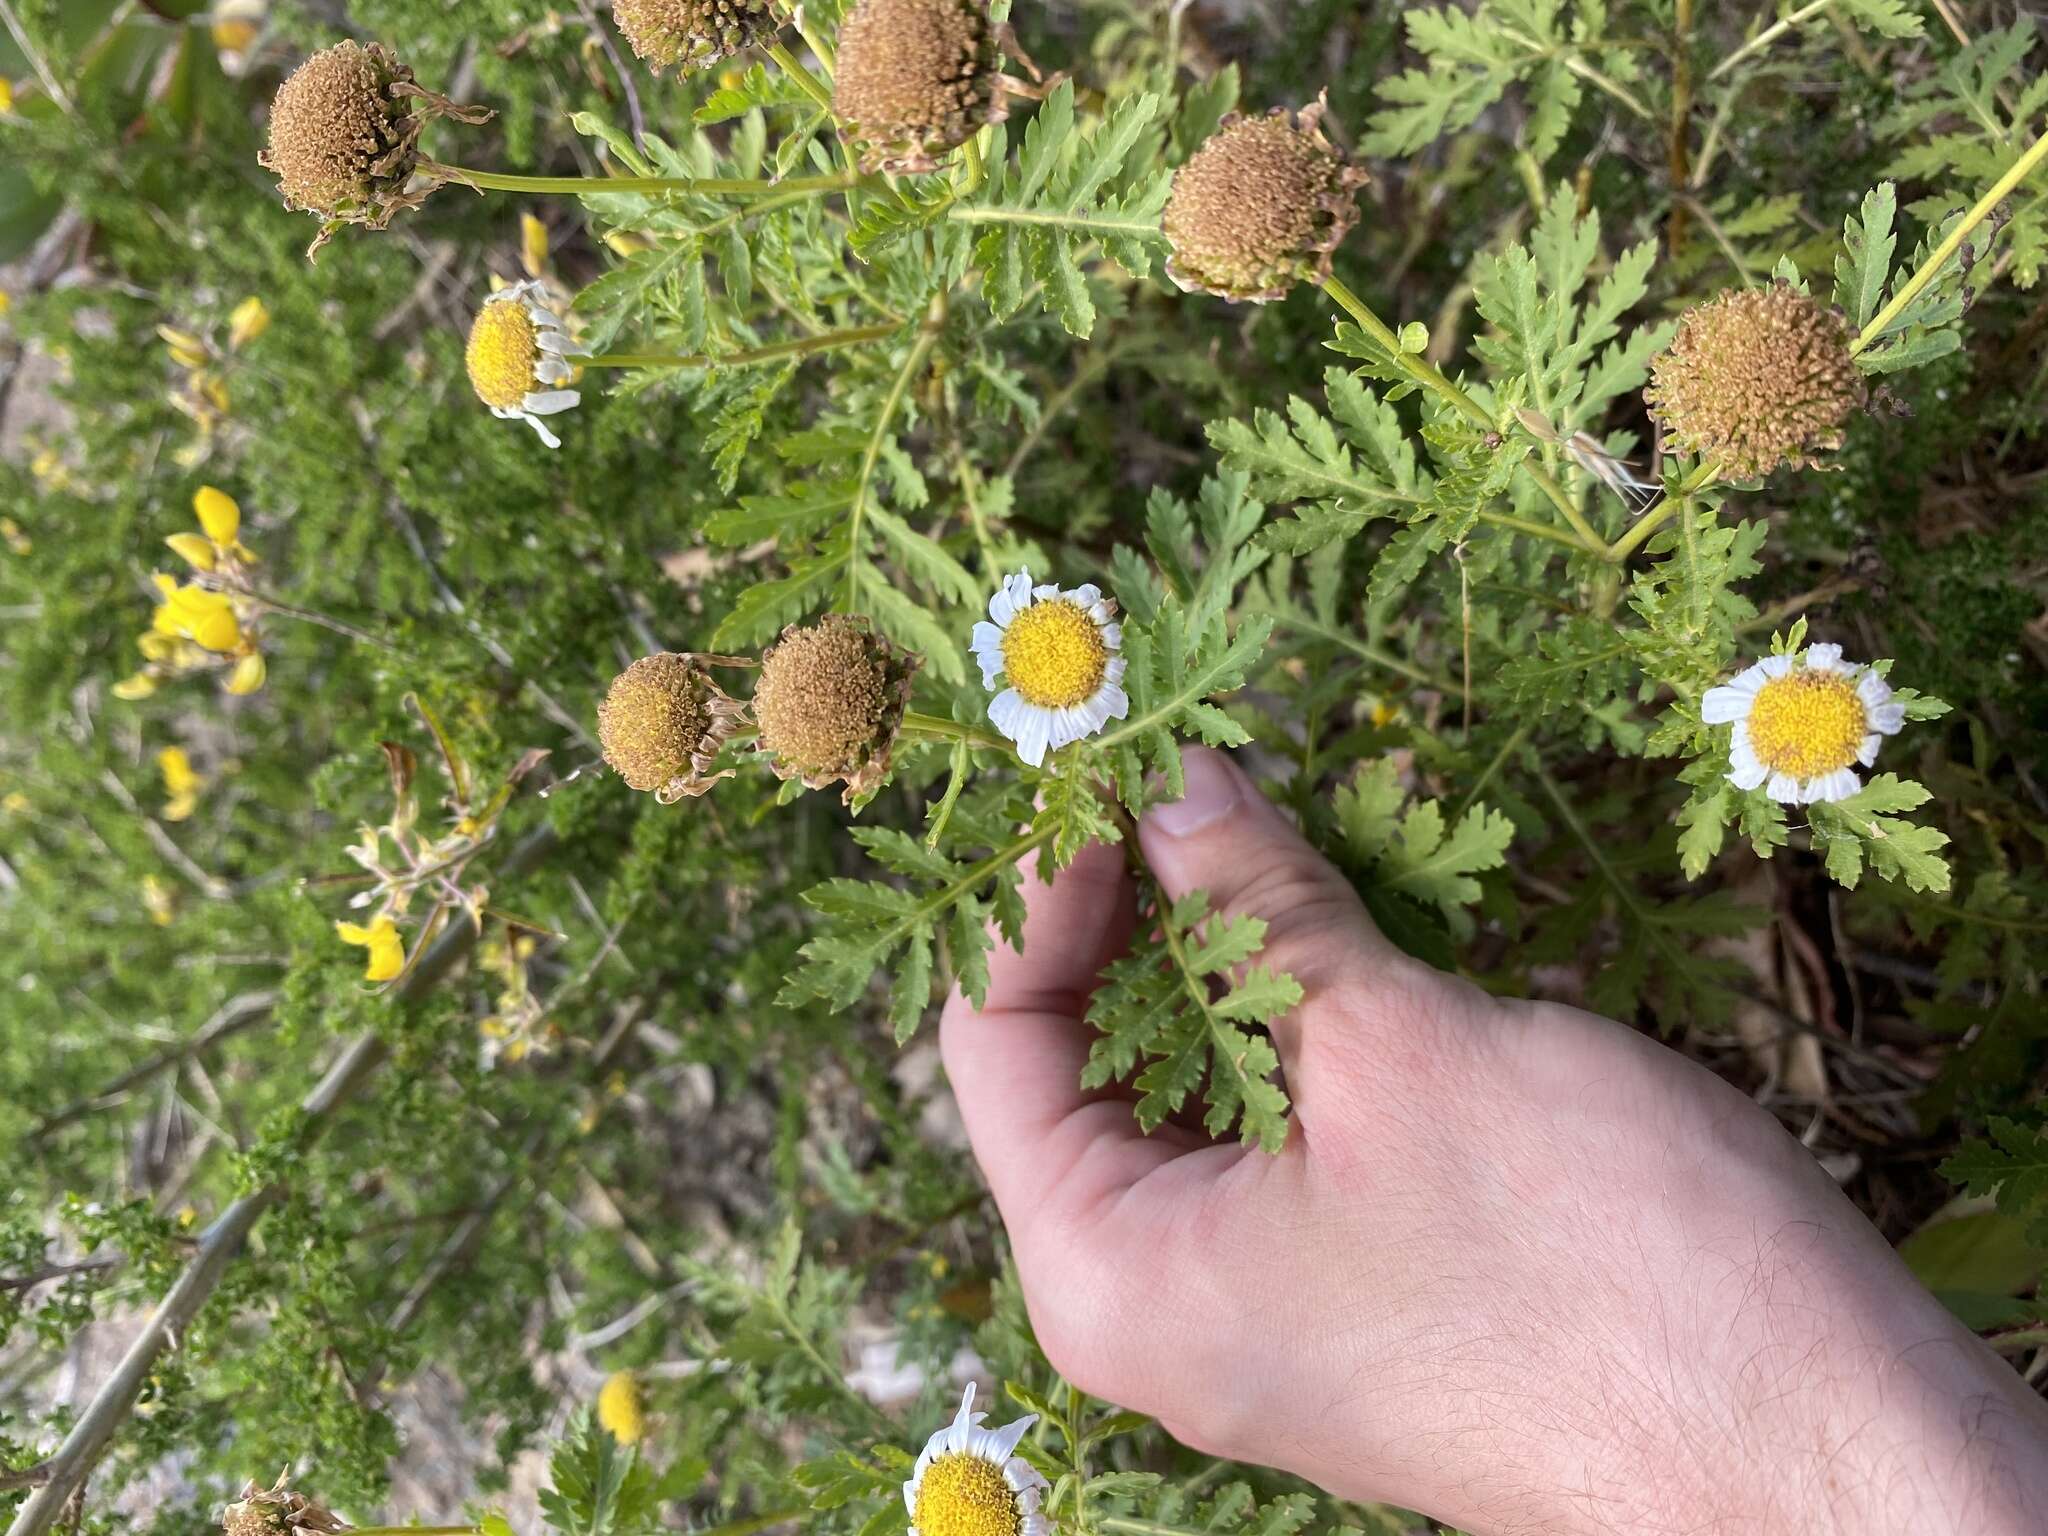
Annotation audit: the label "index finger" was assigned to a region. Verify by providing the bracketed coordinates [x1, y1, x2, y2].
[939, 837, 1184, 1229]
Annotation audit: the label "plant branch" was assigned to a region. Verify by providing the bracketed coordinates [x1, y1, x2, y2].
[582, 322, 900, 372]
[418, 160, 849, 197]
[2, 829, 557, 1536]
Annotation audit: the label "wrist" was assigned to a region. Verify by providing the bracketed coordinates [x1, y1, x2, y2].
[1565, 1245, 2048, 1535]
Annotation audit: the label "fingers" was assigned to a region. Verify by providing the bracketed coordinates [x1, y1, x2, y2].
[1138, 748, 1413, 1119]
[940, 836, 1187, 1237]
[1139, 746, 1397, 990]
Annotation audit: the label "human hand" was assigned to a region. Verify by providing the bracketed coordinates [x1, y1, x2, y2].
[939, 747, 2048, 1536]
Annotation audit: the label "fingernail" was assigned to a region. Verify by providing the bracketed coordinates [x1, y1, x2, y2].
[1150, 749, 1242, 838]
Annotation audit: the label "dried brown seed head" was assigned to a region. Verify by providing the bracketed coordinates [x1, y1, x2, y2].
[754, 616, 919, 800]
[611, 0, 777, 74]
[258, 41, 489, 255]
[261, 42, 415, 217]
[597, 653, 746, 802]
[833, 0, 997, 174]
[1163, 98, 1367, 303]
[1645, 282, 1865, 479]
[220, 1472, 345, 1536]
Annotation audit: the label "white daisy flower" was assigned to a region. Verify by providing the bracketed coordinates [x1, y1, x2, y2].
[464, 279, 584, 448]
[970, 571, 1128, 767]
[902, 1383, 1050, 1536]
[1701, 641, 1907, 805]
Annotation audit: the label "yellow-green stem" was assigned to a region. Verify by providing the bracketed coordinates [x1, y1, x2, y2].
[1318, 275, 1608, 555]
[420, 159, 846, 197]
[581, 322, 900, 372]
[1853, 126, 2048, 356]
[899, 710, 1014, 756]
[766, 41, 835, 114]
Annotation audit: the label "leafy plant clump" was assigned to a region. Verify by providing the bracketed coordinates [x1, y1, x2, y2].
[4, 1, 2047, 1535]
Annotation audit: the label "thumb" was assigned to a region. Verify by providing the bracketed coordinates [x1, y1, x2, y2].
[1138, 746, 1396, 998]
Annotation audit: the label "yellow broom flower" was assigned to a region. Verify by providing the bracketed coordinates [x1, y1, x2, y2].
[228, 296, 270, 350]
[598, 1370, 646, 1444]
[336, 916, 406, 982]
[158, 746, 204, 822]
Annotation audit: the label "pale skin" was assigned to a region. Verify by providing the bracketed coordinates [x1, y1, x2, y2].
[940, 746, 2048, 1536]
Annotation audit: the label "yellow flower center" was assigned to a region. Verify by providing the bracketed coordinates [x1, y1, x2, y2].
[1747, 668, 1866, 780]
[1002, 599, 1107, 709]
[467, 301, 540, 409]
[913, 1454, 1021, 1536]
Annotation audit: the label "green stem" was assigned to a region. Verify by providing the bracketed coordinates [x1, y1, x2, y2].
[1319, 275, 1606, 555]
[899, 710, 1014, 755]
[1263, 613, 1455, 692]
[580, 322, 900, 372]
[842, 294, 948, 609]
[766, 41, 835, 114]
[1706, 0, 1837, 82]
[690, 1512, 809, 1536]
[345, 1527, 481, 1535]
[1493, 27, 1654, 119]
[420, 159, 846, 197]
[1853, 125, 2048, 356]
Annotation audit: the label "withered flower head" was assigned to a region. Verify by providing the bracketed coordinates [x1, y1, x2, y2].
[1162, 96, 1368, 303]
[753, 616, 919, 801]
[597, 653, 748, 803]
[611, 0, 777, 74]
[1644, 282, 1865, 479]
[258, 41, 491, 256]
[833, 0, 1000, 174]
[220, 1471, 346, 1536]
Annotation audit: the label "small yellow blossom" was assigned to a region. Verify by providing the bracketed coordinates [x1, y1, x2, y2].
[519, 212, 550, 280]
[158, 746, 204, 822]
[336, 915, 407, 982]
[226, 651, 267, 695]
[0, 80, 12, 115]
[0, 286, 11, 314]
[228, 296, 270, 350]
[210, 0, 265, 56]
[158, 324, 211, 370]
[166, 532, 218, 571]
[142, 875, 177, 926]
[597, 1370, 645, 1445]
[152, 577, 242, 653]
[193, 485, 241, 545]
[113, 670, 160, 701]
[3, 791, 29, 816]
[1, 516, 29, 555]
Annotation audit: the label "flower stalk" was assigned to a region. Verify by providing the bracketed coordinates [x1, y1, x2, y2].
[580, 321, 902, 372]
[418, 159, 857, 198]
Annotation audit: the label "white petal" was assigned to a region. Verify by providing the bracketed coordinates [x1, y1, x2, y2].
[520, 413, 561, 449]
[1068, 583, 1101, 606]
[1031, 583, 1062, 602]
[522, 388, 580, 414]
[1014, 708, 1052, 767]
[988, 689, 1027, 737]
[527, 304, 565, 329]
[983, 1416, 1035, 1462]
[1855, 670, 1893, 708]
[1805, 642, 1845, 672]
[970, 621, 1005, 655]
[1102, 655, 1127, 686]
[536, 330, 582, 355]
[1086, 598, 1116, 624]
[1766, 771, 1803, 804]
[1868, 702, 1905, 734]
[1758, 654, 1795, 678]
[1809, 769, 1861, 803]
[1700, 684, 1752, 725]
[1856, 732, 1883, 767]
[534, 357, 573, 385]
[1098, 621, 1123, 650]
[1096, 682, 1129, 720]
[1728, 758, 1768, 792]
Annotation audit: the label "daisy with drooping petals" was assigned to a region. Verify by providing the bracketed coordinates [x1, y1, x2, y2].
[465, 279, 584, 447]
[903, 1383, 1050, 1536]
[1702, 641, 1906, 805]
[970, 572, 1128, 767]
